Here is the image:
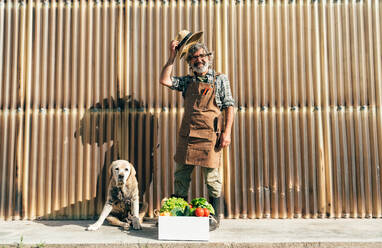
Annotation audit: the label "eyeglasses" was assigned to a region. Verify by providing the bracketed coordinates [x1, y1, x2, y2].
[189, 53, 212, 60]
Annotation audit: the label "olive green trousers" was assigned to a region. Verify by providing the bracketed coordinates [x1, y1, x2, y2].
[174, 163, 222, 198]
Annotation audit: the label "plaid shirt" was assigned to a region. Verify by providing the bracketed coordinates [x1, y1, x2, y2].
[170, 69, 235, 109]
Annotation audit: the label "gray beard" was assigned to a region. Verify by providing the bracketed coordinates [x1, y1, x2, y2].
[192, 62, 209, 74]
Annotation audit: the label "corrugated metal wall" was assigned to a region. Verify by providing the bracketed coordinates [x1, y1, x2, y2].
[0, 0, 381, 220]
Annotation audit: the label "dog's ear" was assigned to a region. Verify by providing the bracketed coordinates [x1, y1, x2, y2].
[129, 162, 136, 179]
[109, 161, 116, 178]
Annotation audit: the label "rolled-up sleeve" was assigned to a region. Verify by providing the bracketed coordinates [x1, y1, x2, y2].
[220, 74, 235, 108]
[169, 76, 187, 92]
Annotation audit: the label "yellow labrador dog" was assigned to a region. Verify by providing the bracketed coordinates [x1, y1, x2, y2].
[87, 160, 147, 231]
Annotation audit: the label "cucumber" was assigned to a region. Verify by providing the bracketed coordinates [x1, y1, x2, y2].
[184, 205, 191, 216]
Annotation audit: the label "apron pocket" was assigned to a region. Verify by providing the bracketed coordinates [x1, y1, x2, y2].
[189, 129, 214, 141]
[187, 135, 213, 160]
[190, 114, 210, 130]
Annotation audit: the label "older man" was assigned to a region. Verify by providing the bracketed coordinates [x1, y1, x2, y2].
[159, 39, 234, 230]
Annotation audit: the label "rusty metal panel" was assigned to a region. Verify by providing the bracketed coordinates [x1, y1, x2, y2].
[1, 0, 382, 220]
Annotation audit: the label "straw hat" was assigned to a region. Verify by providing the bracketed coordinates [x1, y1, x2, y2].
[174, 30, 203, 58]
[180, 41, 198, 59]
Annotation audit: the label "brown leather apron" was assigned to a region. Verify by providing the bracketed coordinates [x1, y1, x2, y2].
[174, 75, 223, 168]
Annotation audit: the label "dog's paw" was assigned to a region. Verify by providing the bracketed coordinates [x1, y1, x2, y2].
[122, 222, 131, 231]
[132, 216, 142, 230]
[86, 223, 100, 231]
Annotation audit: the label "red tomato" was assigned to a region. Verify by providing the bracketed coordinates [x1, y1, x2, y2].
[203, 208, 210, 217]
[160, 211, 171, 216]
[195, 207, 205, 217]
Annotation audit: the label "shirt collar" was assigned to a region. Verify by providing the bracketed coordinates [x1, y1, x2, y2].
[193, 69, 215, 83]
[206, 69, 215, 83]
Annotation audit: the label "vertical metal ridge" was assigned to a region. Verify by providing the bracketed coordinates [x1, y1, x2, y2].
[61, 0, 72, 217]
[361, 107, 373, 218]
[282, 2, 294, 219]
[0, 1, 9, 220]
[0, 111, 10, 220]
[124, 0, 130, 99]
[338, 0, 352, 219]
[230, 108, 239, 218]
[9, 1, 19, 111]
[345, 107, 358, 218]
[320, 0, 333, 218]
[235, 0, 247, 219]
[158, 0, 169, 214]
[251, 2, 263, 218]
[147, 0, 157, 210]
[218, 0, 230, 218]
[267, 1, 279, 219]
[35, 1, 49, 219]
[374, 1, 382, 108]
[275, 0, 287, 219]
[13, 0, 25, 219]
[305, 1, 316, 219]
[84, 0, 94, 218]
[357, 2, 372, 219]
[20, 0, 33, 220]
[297, 1, 309, 218]
[28, 0, 42, 219]
[75, 0, 86, 219]
[312, 0, 326, 218]
[259, 1, 270, 218]
[289, 0, 302, 218]
[245, 110, 256, 219]
[0, 1, 3, 108]
[1, 1, 9, 109]
[245, 1, 255, 219]
[68, 1, 78, 219]
[328, 1, 341, 218]
[365, 0, 381, 218]
[357, 1, 367, 107]
[92, 0, 101, 216]
[0, 111, 6, 220]
[8, 111, 17, 220]
[374, 0, 382, 220]
[339, 107, 350, 218]
[225, 0, 236, 218]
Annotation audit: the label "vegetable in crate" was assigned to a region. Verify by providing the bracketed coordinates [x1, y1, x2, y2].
[160, 197, 189, 215]
[190, 197, 215, 215]
[195, 207, 211, 217]
[195, 207, 205, 217]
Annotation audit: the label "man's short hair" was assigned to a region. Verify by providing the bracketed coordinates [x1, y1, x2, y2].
[185, 43, 214, 64]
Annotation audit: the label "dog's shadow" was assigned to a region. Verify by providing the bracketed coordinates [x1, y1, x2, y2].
[34, 219, 93, 228]
[34, 219, 160, 241]
[35, 95, 157, 224]
[74, 95, 156, 202]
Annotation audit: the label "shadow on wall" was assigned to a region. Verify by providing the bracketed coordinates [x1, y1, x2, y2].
[38, 96, 156, 220]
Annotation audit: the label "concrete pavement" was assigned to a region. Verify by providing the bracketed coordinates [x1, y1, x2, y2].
[1, 218, 382, 247]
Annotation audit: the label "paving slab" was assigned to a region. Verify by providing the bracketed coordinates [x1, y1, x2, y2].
[1, 219, 382, 247]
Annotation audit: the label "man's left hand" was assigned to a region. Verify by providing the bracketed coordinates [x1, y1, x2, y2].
[219, 132, 231, 148]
